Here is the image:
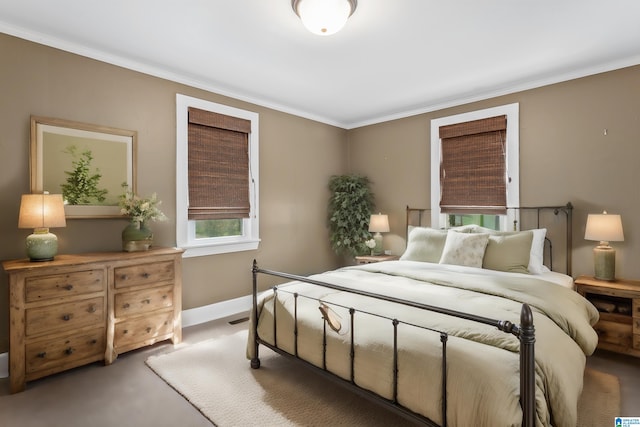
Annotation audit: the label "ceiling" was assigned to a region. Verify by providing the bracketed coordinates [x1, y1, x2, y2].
[1, 0, 640, 129]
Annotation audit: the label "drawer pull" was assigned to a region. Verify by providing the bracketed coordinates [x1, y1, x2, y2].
[63, 284, 74, 291]
[162, 295, 168, 299]
[143, 299, 151, 304]
[90, 339, 97, 345]
[88, 304, 97, 313]
[123, 329, 128, 334]
[142, 272, 150, 278]
[146, 327, 152, 333]
[62, 314, 72, 321]
[123, 303, 130, 309]
[37, 352, 47, 358]
[65, 347, 74, 355]
[120, 274, 128, 281]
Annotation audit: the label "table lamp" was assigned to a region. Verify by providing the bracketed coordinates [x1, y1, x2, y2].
[584, 211, 624, 281]
[369, 213, 389, 255]
[18, 193, 67, 261]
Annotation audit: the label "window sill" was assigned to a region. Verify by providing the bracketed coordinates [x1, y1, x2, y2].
[180, 239, 260, 258]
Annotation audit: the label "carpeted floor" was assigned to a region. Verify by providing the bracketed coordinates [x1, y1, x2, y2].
[146, 329, 620, 427]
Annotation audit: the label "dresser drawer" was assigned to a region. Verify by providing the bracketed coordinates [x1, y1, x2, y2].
[114, 261, 174, 288]
[114, 311, 174, 349]
[634, 334, 640, 350]
[634, 298, 640, 316]
[634, 317, 640, 335]
[25, 329, 105, 374]
[114, 285, 174, 318]
[25, 269, 105, 303]
[25, 297, 105, 336]
[594, 320, 633, 348]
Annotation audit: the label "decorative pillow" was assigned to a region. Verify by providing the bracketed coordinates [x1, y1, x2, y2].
[482, 231, 533, 274]
[528, 228, 547, 274]
[400, 227, 448, 263]
[473, 226, 547, 274]
[439, 231, 490, 268]
[401, 225, 478, 263]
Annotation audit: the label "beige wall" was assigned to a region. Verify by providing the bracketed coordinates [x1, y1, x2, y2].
[1, 32, 639, 354]
[0, 34, 347, 352]
[349, 64, 640, 281]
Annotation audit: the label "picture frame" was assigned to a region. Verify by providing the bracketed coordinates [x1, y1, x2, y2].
[30, 116, 137, 219]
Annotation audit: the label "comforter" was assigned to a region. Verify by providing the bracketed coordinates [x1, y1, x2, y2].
[248, 261, 599, 427]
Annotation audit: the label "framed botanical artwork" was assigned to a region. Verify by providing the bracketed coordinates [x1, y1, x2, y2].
[30, 116, 137, 219]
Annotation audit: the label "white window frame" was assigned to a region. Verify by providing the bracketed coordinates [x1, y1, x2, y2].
[430, 103, 519, 231]
[176, 94, 260, 257]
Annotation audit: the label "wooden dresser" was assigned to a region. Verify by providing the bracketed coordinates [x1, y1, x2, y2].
[2, 247, 183, 393]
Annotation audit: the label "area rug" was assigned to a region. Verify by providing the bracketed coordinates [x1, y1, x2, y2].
[146, 330, 620, 426]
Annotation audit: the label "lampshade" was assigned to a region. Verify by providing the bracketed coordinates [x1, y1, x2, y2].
[18, 193, 66, 262]
[292, 0, 357, 36]
[18, 193, 67, 229]
[584, 212, 624, 243]
[369, 214, 390, 233]
[584, 211, 623, 281]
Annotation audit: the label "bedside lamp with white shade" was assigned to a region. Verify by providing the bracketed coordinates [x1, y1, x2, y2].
[369, 213, 389, 256]
[18, 192, 67, 262]
[584, 211, 624, 281]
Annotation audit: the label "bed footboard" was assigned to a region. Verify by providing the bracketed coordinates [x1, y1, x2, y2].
[250, 260, 535, 427]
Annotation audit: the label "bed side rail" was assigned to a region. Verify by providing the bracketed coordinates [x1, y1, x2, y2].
[251, 261, 535, 427]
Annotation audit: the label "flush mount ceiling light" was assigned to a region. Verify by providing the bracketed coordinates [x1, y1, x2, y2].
[292, 0, 357, 36]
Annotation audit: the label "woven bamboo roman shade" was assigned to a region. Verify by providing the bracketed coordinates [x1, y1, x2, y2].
[439, 115, 507, 215]
[188, 107, 251, 220]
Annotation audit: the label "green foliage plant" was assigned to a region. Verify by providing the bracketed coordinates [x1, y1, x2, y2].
[61, 145, 108, 205]
[328, 174, 375, 257]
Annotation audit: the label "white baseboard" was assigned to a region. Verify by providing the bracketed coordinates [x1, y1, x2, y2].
[181, 294, 252, 328]
[0, 295, 252, 379]
[0, 352, 7, 379]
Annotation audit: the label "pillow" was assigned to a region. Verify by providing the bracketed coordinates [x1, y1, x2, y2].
[482, 231, 533, 274]
[528, 228, 547, 274]
[439, 231, 489, 268]
[401, 225, 478, 263]
[472, 226, 547, 274]
[400, 227, 448, 263]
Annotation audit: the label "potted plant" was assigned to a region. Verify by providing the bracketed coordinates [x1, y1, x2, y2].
[118, 184, 167, 252]
[327, 174, 375, 257]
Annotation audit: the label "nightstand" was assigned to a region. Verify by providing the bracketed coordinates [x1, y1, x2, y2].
[574, 275, 640, 357]
[355, 254, 399, 264]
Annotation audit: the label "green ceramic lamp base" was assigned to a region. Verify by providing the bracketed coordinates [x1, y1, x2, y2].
[26, 228, 58, 262]
[593, 245, 615, 281]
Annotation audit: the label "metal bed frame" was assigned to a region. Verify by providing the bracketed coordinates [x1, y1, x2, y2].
[250, 203, 573, 427]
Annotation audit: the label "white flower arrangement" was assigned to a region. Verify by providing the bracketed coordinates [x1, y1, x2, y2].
[118, 184, 167, 224]
[365, 239, 376, 249]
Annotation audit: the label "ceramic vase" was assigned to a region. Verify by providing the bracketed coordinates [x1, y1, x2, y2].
[122, 220, 153, 252]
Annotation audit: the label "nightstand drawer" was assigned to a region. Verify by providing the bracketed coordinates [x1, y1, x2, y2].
[114, 261, 174, 288]
[114, 285, 174, 317]
[634, 298, 640, 316]
[25, 297, 105, 336]
[26, 329, 105, 374]
[25, 269, 104, 303]
[594, 320, 633, 348]
[114, 311, 174, 349]
[634, 334, 640, 350]
[634, 317, 640, 335]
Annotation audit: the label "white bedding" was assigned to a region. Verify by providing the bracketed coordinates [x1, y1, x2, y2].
[403, 260, 575, 289]
[249, 260, 599, 427]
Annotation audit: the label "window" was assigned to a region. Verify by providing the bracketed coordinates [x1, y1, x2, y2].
[176, 94, 259, 257]
[430, 103, 519, 231]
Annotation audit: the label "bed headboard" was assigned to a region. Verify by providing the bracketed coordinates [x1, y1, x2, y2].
[405, 203, 574, 275]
